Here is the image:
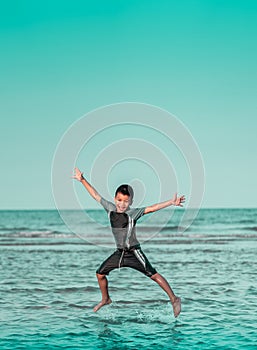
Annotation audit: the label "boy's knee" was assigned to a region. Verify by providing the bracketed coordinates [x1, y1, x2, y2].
[96, 273, 106, 279]
[150, 272, 159, 281]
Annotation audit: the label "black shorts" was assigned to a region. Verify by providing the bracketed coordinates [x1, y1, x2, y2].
[96, 246, 157, 278]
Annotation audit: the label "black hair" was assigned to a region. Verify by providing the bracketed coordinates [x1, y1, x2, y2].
[115, 184, 134, 200]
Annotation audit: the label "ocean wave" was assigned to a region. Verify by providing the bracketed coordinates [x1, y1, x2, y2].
[53, 286, 98, 293]
[0, 241, 88, 246]
[1, 286, 97, 294]
[138, 225, 181, 232]
[67, 304, 90, 309]
[239, 219, 256, 224]
[24, 305, 51, 310]
[0, 231, 74, 238]
[0, 227, 30, 232]
[247, 226, 257, 231]
[1, 236, 257, 248]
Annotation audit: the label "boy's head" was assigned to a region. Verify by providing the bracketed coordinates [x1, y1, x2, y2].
[114, 184, 134, 213]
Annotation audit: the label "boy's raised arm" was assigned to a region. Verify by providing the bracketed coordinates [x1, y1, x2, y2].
[144, 193, 185, 214]
[72, 167, 101, 202]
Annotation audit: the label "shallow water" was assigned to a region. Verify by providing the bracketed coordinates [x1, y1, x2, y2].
[1, 209, 257, 349]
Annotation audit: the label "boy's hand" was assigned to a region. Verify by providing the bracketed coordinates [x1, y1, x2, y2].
[72, 167, 84, 182]
[172, 193, 185, 207]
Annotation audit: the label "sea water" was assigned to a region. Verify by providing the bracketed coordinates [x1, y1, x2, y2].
[0, 209, 257, 349]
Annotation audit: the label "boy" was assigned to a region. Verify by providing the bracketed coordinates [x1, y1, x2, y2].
[72, 167, 185, 317]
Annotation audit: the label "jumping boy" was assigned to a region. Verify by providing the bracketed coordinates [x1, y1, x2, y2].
[72, 167, 185, 317]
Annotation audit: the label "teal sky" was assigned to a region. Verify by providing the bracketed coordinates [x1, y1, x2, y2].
[1, 0, 257, 209]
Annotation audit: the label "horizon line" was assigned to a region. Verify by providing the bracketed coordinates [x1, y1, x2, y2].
[0, 207, 257, 211]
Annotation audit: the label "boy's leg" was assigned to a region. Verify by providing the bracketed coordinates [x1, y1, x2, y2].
[93, 273, 112, 312]
[94, 250, 121, 312]
[151, 273, 181, 318]
[126, 248, 181, 318]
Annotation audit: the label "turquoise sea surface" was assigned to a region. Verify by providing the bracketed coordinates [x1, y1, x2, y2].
[1, 209, 257, 349]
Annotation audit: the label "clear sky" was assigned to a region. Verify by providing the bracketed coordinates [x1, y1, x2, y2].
[1, 0, 257, 209]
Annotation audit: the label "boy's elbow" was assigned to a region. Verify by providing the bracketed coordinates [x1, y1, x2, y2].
[95, 193, 101, 202]
[144, 206, 154, 214]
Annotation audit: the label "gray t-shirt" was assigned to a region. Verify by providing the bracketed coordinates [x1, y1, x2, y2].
[100, 197, 145, 249]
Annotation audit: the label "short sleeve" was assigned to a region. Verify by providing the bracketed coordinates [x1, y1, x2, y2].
[100, 197, 116, 213]
[127, 207, 146, 221]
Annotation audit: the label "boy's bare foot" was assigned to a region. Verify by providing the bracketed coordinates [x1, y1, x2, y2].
[93, 298, 112, 312]
[172, 297, 181, 318]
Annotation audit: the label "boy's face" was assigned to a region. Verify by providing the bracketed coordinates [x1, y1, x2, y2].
[114, 192, 132, 213]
